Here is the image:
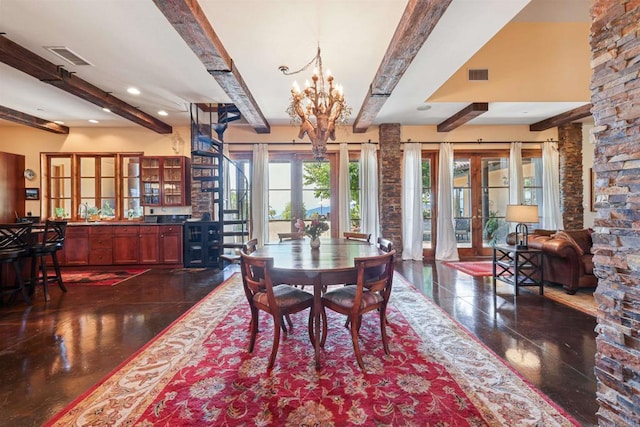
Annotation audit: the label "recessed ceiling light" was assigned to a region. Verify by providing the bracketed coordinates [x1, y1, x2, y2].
[88, 119, 99, 124]
[127, 87, 141, 95]
[158, 110, 168, 116]
[53, 120, 65, 125]
[417, 104, 431, 111]
[102, 107, 111, 113]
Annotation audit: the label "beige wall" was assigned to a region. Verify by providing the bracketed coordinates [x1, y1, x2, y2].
[1, 122, 592, 220]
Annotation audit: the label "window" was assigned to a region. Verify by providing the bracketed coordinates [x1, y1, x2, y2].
[348, 161, 361, 232]
[421, 157, 433, 248]
[44, 153, 142, 220]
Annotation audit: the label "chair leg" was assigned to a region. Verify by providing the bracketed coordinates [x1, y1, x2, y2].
[349, 315, 365, 370]
[379, 307, 390, 354]
[319, 307, 328, 347]
[39, 258, 50, 302]
[52, 252, 67, 293]
[13, 260, 32, 306]
[268, 314, 282, 370]
[248, 307, 259, 353]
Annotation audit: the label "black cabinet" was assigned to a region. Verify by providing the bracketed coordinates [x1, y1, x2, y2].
[183, 221, 220, 267]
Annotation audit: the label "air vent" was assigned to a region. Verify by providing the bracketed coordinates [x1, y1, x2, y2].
[44, 46, 93, 66]
[468, 68, 489, 81]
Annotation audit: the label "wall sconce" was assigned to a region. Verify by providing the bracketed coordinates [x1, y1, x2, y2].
[505, 204, 539, 249]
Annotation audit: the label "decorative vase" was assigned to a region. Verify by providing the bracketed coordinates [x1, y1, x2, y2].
[310, 237, 321, 249]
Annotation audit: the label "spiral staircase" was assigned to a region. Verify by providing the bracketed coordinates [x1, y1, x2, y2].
[189, 103, 250, 267]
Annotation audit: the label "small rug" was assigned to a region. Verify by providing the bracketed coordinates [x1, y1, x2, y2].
[540, 285, 597, 317]
[60, 269, 149, 286]
[46, 273, 577, 426]
[443, 260, 494, 277]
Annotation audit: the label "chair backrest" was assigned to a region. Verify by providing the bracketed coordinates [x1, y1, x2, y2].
[242, 238, 258, 254]
[278, 232, 304, 242]
[344, 232, 371, 242]
[42, 220, 67, 247]
[354, 250, 396, 300]
[240, 252, 277, 308]
[377, 237, 393, 253]
[0, 223, 32, 252]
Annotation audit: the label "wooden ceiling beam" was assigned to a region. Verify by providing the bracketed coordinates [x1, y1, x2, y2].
[437, 102, 488, 132]
[0, 35, 172, 134]
[529, 103, 593, 131]
[153, 0, 270, 134]
[0, 105, 69, 134]
[353, 0, 453, 133]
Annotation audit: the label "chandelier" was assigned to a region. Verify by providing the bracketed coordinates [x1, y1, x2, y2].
[281, 46, 350, 160]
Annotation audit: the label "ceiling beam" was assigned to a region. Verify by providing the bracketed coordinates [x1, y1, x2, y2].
[0, 35, 172, 134]
[352, 0, 453, 133]
[529, 103, 593, 131]
[437, 102, 489, 132]
[0, 105, 69, 134]
[153, 0, 270, 134]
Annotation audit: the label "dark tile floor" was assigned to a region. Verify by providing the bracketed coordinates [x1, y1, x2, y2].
[0, 261, 598, 426]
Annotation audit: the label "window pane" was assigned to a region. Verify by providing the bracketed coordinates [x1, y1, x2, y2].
[482, 157, 509, 246]
[268, 161, 292, 241]
[453, 159, 471, 246]
[422, 158, 432, 248]
[349, 161, 361, 232]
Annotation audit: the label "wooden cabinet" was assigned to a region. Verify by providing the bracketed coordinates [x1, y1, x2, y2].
[89, 227, 113, 265]
[139, 226, 160, 264]
[60, 224, 183, 267]
[63, 226, 89, 266]
[112, 225, 139, 264]
[159, 225, 182, 264]
[141, 156, 191, 206]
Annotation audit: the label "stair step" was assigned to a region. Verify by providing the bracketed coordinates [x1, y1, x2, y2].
[224, 231, 250, 237]
[192, 176, 219, 181]
[223, 242, 245, 249]
[191, 149, 221, 157]
[223, 220, 248, 225]
[201, 188, 220, 193]
[223, 209, 240, 215]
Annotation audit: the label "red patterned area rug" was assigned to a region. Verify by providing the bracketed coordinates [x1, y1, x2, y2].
[60, 269, 149, 286]
[45, 273, 577, 426]
[443, 260, 494, 277]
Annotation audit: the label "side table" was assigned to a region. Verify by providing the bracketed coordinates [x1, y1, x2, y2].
[493, 244, 544, 296]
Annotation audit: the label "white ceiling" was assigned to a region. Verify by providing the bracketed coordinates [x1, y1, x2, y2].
[0, 0, 592, 131]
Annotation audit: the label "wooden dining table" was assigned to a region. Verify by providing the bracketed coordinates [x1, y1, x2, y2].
[251, 237, 384, 369]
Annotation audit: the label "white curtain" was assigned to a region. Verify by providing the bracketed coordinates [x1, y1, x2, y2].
[402, 143, 423, 260]
[509, 142, 523, 205]
[435, 142, 459, 261]
[251, 144, 269, 246]
[542, 141, 563, 230]
[338, 143, 351, 235]
[360, 143, 380, 245]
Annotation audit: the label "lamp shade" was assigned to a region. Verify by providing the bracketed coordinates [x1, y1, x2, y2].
[505, 205, 539, 223]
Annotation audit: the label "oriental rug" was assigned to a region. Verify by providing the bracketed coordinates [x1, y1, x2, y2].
[60, 269, 149, 286]
[46, 273, 577, 426]
[443, 260, 494, 277]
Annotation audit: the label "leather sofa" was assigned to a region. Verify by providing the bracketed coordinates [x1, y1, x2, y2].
[526, 229, 597, 294]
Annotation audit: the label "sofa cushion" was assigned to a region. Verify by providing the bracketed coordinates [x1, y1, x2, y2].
[552, 231, 585, 256]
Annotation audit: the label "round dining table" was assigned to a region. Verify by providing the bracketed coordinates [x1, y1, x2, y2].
[251, 237, 384, 369]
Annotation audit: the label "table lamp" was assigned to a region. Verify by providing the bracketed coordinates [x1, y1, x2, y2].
[505, 204, 539, 249]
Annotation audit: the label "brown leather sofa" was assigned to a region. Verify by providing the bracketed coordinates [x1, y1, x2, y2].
[527, 229, 597, 294]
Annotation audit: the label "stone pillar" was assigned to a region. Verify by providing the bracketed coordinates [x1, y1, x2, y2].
[558, 123, 584, 230]
[591, 1, 640, 425]
[379, 124, 402, 253]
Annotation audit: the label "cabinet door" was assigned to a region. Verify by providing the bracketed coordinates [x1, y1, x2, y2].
[160, 225, 182, 264]
[141, 157, 161, 206]
[63, 226, 89, 266]
[139, 226, 160, 264]
[112, 225, 139, 264]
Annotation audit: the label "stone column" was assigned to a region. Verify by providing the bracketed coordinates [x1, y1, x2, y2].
[558, 123, 584, 230]
[591, 1, 640, 425]
[378, 124, 402, 253]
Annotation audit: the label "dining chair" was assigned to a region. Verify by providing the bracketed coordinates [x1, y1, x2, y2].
[278, 232, 304, 242]
[29, 220, 68, 301]
[0, 222, 33, 305]
[239, 252, 314, 369]
[343, 232, 371, 242]
[321, 250, 396, 370]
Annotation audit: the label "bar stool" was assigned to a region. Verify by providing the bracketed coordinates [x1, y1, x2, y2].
[0, 223, 33, 305]
[30, 220, 67, 301]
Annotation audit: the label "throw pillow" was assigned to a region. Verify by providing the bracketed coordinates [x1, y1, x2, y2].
[552, 231, 585, 256]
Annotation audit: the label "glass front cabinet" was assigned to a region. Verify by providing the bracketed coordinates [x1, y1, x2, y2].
[141, 156, 191, 206]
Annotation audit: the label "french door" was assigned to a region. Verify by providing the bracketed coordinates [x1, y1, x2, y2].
[454, 152, 510, 257]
